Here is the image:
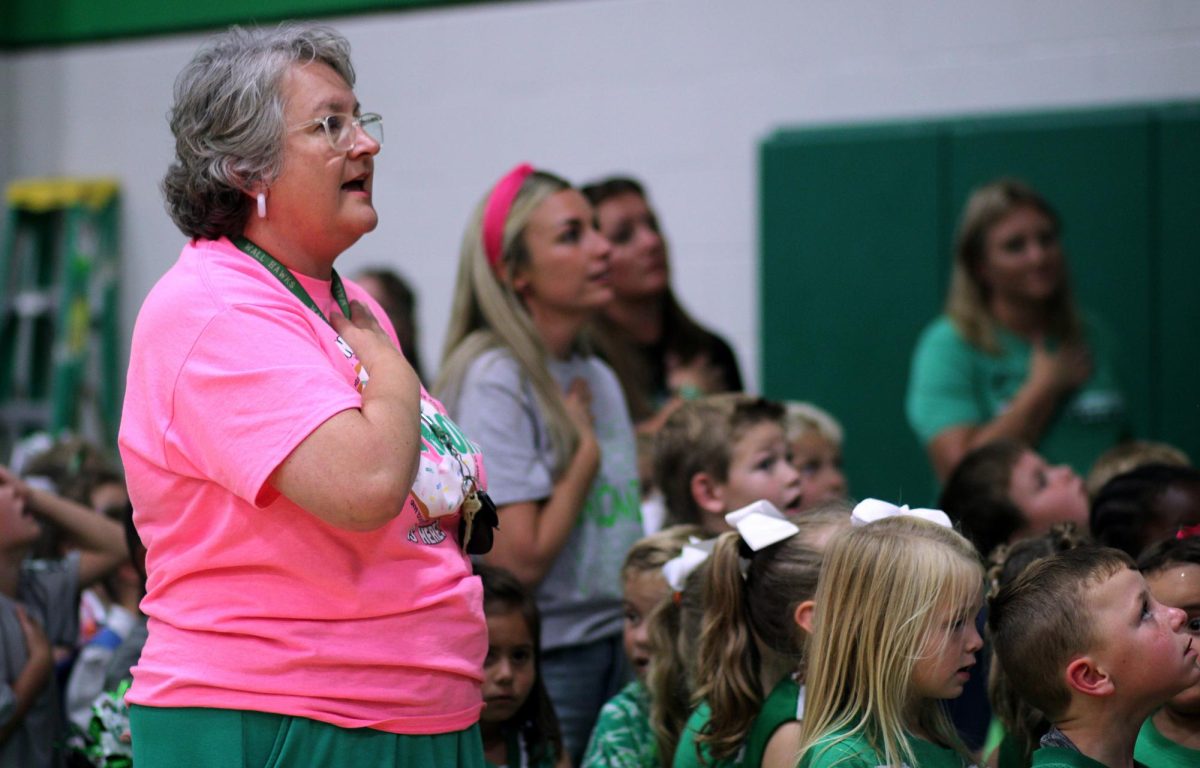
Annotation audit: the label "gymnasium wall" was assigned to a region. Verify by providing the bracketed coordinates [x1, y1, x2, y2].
[2, 0, 1199, 416]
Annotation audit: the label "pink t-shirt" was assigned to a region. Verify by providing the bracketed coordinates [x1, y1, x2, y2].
[118, 237, 486, 734]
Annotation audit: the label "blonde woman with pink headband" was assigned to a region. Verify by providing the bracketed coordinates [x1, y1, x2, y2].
[436, 165, 644, 764]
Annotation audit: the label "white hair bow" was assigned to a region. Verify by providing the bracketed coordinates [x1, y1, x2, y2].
[725, 500, 800, 552]
[850, 498, 952, 529]
[662, 537, 717, 592]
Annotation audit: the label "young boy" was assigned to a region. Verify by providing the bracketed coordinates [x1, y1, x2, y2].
[1, 465, 128, 767]
[784, 401, 848, 510]
[989, 546, 1200, 768]
[653, 393, 802, 536]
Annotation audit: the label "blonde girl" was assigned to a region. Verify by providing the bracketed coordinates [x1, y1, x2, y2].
[583, 525, 703, 767]
[783, 402, 848, 510]
[676, 502, 850, 768]
[436, 164, 643, 763]
[798, 502, 985, 768]
[644, 542, 710, 766]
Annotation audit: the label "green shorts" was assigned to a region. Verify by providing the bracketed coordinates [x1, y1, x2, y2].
[129, 705, 484, 768]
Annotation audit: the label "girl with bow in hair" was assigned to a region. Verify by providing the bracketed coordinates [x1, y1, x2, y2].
[798, 500, 985, 768]
[674, 501, 850, 768]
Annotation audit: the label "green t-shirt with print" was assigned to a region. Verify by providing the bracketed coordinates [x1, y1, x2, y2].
[581, 680, 658, 768]
[1134, 715, 1200, 768]
[906, 314, 1128, 477]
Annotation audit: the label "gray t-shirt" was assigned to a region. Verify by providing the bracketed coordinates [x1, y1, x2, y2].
[1, 553, 80, 768]
[453, 348, 642, 650]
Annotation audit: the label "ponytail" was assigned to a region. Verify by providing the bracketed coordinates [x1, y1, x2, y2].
[693, 506, 847, 762]
[694, 532, 762, 761]
[646, 561, 708, 764]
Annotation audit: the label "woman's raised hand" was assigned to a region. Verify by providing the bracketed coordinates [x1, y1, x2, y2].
[1028, 336, 1092, 396]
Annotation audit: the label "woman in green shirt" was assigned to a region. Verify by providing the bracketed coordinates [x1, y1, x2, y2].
[906, 179, 1127, 483]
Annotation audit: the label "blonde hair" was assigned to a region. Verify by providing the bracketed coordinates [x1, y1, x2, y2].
[945, 178, 1082, 354]
[622, 524, 704, 583]
[646, 559, 708, 764]
[692, 505, 850, 762]
[799, 516, 983, 768]
[784, 401, 844, 447]
[1085, 439, 1191, 499]
[435, 169, 580, 475]
[620, 524, 703, 763]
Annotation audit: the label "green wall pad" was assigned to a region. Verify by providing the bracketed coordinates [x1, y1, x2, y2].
[760, 102, 1200, 507]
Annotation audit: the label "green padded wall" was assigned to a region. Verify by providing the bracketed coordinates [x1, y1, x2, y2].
[1156, 105, 1200, 455]
[761, 103, 1199, 506]
[760, 124, 945, 505]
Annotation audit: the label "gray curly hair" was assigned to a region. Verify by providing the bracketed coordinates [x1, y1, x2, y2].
[163, 24, 355, 239]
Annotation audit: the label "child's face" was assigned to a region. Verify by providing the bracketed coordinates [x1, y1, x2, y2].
[1144, 562, 1200, 715]
[1086, 567, 1200, 707]
[0, 481, 39, 552]
[911, 592, 984, 702]
[720, 421, 803, 516]
[790, 432, 847, 510]
[623, 570, 669, 681]
[481, 608, 537, 726]
[1142, 481, 1200, 552]
[1007, 450, 1089, 536]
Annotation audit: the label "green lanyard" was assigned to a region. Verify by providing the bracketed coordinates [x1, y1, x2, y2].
[234, 237, 350, 326]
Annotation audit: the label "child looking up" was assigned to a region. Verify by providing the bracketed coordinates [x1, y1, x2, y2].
[990, 547, 1200, 768]
[677, 502, 849, 768]
[1, 466, 128, 767]
[984, 524, 1089, 767]
[799, 501, 985, 768]
[940, 439, 1089, 560]
[477, 564, 567, 768]
[1136, 536, 1200, 765]
[655, 394, 802, 536]
[1092, 464, 1200, 558]
[583, 525, 702, 767]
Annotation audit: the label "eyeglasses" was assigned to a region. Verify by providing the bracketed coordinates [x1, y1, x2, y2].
[290, 112, 384, 152]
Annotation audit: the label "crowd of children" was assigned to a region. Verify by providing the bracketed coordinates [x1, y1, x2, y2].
[3, 140, 1197, 768]
[6, 393, 1200, 768]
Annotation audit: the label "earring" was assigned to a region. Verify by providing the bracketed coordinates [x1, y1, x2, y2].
[257, 192, 267, 219]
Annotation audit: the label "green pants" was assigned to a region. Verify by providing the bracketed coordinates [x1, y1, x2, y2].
[130, 705, 485, 768]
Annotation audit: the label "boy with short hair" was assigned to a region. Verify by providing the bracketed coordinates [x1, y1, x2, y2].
[989, 547, 1200, 768]
[653, 393, 802, 536]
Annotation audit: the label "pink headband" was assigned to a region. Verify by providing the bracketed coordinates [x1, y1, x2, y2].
[482, 163, 535, 269]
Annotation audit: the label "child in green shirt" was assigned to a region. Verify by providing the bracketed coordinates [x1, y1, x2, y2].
[582, 525, 701, 768]
[990, 547, 1200, 768]
[797, 501, 985, 768]
[675, 502, 849, 768]
[1136, 536, 1200, 767]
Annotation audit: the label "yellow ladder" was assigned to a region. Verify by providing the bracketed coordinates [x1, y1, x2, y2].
[0, 177, 122, 457]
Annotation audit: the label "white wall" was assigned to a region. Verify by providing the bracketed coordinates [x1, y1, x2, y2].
[5, 0, 1200, 389]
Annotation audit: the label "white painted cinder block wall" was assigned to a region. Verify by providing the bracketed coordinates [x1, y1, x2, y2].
[3, 0, 1200, 390]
